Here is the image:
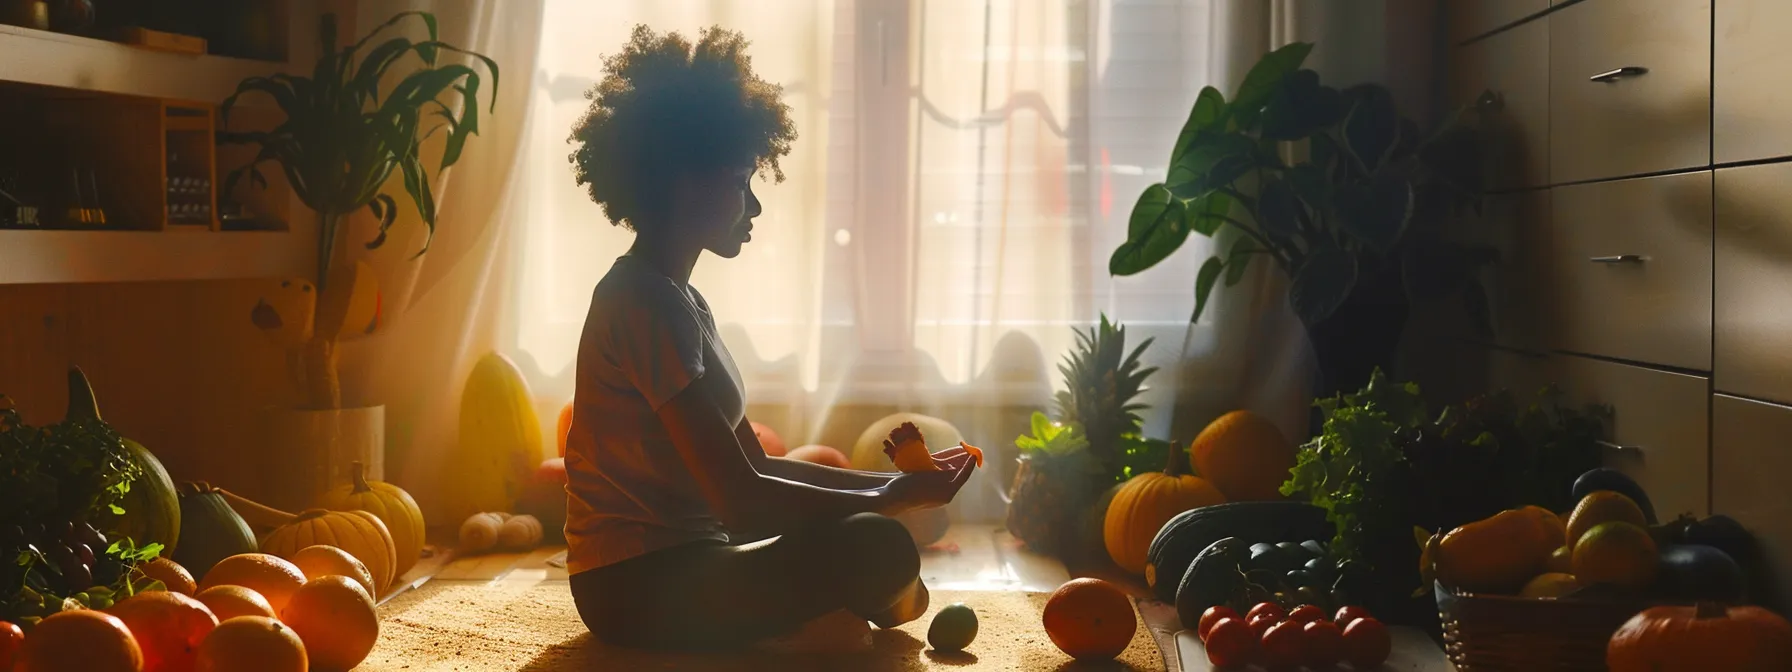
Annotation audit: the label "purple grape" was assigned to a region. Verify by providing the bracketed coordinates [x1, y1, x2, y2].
[60, 558, 91, 591]
[73, 543, 94, 568]
[75, 522, 105, 549]
[53, 521, 73, 543]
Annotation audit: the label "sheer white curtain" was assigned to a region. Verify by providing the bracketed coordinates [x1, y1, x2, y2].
[503, 0, 1395, 522]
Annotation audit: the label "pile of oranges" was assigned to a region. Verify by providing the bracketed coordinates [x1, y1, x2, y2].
[0, 547, 379, 672]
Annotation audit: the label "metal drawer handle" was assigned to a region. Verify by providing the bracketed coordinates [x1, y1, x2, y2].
[1596, 440, 1643, 455]
[1590, 66, 1649, 83]
[1590, 254, 1645, 264]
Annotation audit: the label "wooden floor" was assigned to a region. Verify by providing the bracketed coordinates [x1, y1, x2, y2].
[381, 523, 1187, 671]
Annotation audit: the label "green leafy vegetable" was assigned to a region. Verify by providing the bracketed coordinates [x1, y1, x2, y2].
[1015, 411, 1090, 456]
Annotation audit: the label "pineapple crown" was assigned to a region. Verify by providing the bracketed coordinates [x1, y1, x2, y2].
[1053, 314, 1157, 450]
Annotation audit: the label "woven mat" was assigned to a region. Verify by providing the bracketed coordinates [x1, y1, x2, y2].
[360, 580, 1166, 671]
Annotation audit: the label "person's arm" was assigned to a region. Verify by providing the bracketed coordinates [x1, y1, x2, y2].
[736, 419, 897, 490]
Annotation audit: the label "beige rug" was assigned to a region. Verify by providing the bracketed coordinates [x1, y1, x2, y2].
[361, 580, 1166, 671]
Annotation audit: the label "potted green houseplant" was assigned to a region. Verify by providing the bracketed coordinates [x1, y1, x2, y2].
[219, 11, 499, 509]
[1108, 42, 1491, 400]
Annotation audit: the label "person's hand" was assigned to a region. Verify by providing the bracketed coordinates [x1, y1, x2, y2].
[881, 454, 976, 515]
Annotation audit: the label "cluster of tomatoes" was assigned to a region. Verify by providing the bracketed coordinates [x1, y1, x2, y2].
[1196, 601, 1392, 670]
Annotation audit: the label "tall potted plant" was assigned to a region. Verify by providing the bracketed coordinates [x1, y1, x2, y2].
[220, 11, 499, 509]
[1108, 42, 1489, 401]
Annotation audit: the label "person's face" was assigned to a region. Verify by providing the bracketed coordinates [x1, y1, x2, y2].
[673, 166, 761, 259]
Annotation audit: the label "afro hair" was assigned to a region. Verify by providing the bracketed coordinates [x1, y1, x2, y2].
[568, 25, 797, 231]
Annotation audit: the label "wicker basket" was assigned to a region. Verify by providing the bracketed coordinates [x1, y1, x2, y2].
[1434, 582, 1675, 671]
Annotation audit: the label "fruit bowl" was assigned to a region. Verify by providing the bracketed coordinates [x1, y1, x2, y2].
[1434, 581, 1683, 671]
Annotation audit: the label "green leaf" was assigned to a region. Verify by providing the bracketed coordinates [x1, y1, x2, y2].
[1110, 184, 1189, 276]
[1343, 85, 1400, 171]
[1224, 236, 1261, 287]
[1233, 42, 1314, 127]
[1334, 174, 1414, 252]
[1287, 164, 1331, 210]
[1170, 86, 1228, 167]
[1187, 191, 1234, 237]
[1260, 70, 1346, 141]
[1167, 132, 1256, 192]
[1257, 178, 1303, 239]
[1191, 256, 1227, 324]
[1168, 154, 1254, 201]
[1289, 247, 1358, 326]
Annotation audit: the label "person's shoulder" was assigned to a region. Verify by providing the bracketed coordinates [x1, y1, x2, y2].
[590, 257, 695, 320]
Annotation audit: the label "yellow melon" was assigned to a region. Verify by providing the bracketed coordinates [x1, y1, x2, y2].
[447, 353, 545, 523]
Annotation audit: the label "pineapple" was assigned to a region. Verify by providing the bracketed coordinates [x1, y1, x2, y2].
[1005, 413, 1102, 556]
[1054, 315, 1157, 481]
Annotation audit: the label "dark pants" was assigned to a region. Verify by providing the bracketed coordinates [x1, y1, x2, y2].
[570, 512, 922, 651]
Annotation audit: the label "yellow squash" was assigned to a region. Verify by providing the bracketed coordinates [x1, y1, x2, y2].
[1432, 507, 1556, 594]
[448, 353, 545, 523]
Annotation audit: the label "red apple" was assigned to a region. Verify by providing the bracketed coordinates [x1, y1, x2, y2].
[784, 445, 849, 468]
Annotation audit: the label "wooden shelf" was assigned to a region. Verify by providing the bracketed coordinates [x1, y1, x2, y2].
[0, 24, 290, 103]
[0, 228, 313, 285]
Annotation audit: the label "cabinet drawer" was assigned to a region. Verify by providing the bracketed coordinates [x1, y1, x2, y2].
[1450, 190, 1552, 351]
[1451, 17, 1549, 190]
[1715, 164, 1792, 403]
[1558, 356, 1709, 521]
[1713, 394, 1792, 612]
[1715, 0, 1792, 162]
[1548, 173, 1713, 370]
[1449, 0, 1549, 43]
[1549, 0, 1711, 183]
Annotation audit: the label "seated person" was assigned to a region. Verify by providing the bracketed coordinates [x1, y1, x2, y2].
[561, 24, 978, 651]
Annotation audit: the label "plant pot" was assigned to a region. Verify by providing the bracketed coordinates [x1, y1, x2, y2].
[261, 405, 385, 513]
[1304, 264, 1411, 402]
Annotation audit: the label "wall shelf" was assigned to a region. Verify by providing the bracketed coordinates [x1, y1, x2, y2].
[0, 24, 292, 104]
[0, 228, 313, 285]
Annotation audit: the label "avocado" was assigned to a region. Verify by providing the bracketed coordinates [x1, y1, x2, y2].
[1571, 468, 1658, 524]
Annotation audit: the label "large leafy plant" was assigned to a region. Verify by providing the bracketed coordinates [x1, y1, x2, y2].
[219, 11, 499, 409]
[1109, 42, 1490, 328]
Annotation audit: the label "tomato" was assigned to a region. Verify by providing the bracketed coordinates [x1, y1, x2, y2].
[1334, 605, 1373, 627]
[0, 621, 20, 671]
[1248, 612, 1279, 639]
[1260, 619, 1306, 669]
[1246, 602, 1286, 623]
[1302, 619, 1345, 667]
[1203, 617, 1259, 668]
[1198, 606, 1238, 642]
[1286, 604, 1325, 624]
[1342, 616, 1393, 668]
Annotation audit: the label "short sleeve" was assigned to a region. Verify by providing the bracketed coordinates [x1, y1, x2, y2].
[601, 277, 708, 411]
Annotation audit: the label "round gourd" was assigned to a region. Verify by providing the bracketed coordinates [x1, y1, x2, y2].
[1143, 501, 1331, 603]
[317, 461, 425, 578]
[1104, 448, 1226, 575]
[460, 513, 502, 553]
[172, 482, 259, 581]
[66, 367, 181, 554]
[1607, 602, 1792, 671]
[448, 353, 545, 523]
[497, 515, 543, 551]
[260, 509, 397, 595]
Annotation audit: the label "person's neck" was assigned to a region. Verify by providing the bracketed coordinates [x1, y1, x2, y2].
[626, 228, 702, 287]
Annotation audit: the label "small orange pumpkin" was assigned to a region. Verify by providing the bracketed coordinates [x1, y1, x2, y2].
[1608, 602, 1792, 671]
[317, 461, 425, 579]
[259, 509, 398, 595]
[1103, 448, 1226, 575]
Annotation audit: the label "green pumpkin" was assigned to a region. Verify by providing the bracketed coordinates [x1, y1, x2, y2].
[66, 367, 181, 554]
[172, 482, 259, 580]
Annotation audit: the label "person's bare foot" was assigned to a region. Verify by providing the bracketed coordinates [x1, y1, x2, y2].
[868, 579, 929, 629]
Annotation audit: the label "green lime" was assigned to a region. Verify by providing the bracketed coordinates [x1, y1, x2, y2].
[927, 603, 978, 652]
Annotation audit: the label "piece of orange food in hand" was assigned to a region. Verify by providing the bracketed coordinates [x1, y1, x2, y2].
[881, 422, 984, 472]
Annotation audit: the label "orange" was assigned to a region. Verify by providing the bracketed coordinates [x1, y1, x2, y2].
[289, 545, 376, 599]
[1572, 521, 1658, 590]
[198, 554, 307, 613]
[195, 616, 306, 672]
[133, 557, 198, 596]
[1042, 578, 1136, 661]
[1566, 491, 1648, 548]
[1547, 545, 1574, 574]
[194, 586, 277, 621]
[280, 575, 380, 672]
[108, 591, 219, 672]
[14, 609, 144, 672]
[1191, 410, 1295, 502]
[1519, 572, 1582, 599]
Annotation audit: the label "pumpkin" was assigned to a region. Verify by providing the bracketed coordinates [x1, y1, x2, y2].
[66, 367, 181, 554]
[448, 353, 545, 523]
[498, 515, 543, 551]
[1104, 447, 1226, 575]
[556, 401, 573, 458]
[1190, 410, 1294, 502]
[459, 512, 503, 553]
[259, 509, 397, 595]
[171, 482, 259, 581]
[1143, 501, 1330, 603]
[1607, 602, 1792, 671]
[317, 461, 425, 578]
